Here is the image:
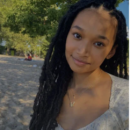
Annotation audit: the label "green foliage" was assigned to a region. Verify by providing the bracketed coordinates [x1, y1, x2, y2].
[4, 0, 126, 37]
[0, 0, 127, 58]
[0, 45, 5, 54]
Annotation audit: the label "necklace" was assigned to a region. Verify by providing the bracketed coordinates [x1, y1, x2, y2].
[67, 92, 76, 107]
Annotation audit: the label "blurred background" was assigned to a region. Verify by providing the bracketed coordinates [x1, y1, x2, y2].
[0, 0, 129, 59]
[0, 1, 129, 130]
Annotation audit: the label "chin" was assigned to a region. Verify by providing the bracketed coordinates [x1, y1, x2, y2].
[68, 64, 90, 74]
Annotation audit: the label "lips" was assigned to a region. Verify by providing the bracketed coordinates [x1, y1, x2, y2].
[72, 56, 90, 66]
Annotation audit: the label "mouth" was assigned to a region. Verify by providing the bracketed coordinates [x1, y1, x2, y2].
[72, 56, 90, 66]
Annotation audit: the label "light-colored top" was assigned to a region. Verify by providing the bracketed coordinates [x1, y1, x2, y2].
[55, 73, 129, 130]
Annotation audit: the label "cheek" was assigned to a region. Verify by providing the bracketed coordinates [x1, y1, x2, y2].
[92, 49, 108, 64]
[65, 36, 76, 57]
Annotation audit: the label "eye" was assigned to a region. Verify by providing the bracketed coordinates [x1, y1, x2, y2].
[73, 33, 82, 39]
[95, 42, 104, 47]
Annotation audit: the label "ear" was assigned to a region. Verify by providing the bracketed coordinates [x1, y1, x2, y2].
[106, 45, 118, 59]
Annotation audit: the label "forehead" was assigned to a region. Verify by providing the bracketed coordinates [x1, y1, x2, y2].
[71, 6, 117, 41]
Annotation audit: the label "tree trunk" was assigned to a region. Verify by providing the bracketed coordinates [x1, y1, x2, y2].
[6, 48, 10, 55]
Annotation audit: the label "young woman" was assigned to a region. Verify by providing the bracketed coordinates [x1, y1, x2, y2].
[29, 0, 129, 130]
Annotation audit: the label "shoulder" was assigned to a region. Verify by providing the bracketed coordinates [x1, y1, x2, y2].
[110, 74, 128, 109]
[109, 74, 128, 101]
[109, 74, 128, 95]
[109, 74, 129, 129]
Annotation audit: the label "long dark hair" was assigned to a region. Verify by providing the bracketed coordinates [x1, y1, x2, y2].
[29, 0, 128, 129]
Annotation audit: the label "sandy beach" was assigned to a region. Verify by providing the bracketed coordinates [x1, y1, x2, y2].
[0, 55, 44, 130]
[0, 54, 129, 130]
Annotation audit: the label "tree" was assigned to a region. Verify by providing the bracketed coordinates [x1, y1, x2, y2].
[0, 0, 46, 56]
[4, 0, 126, 39]
[0, 0, 127, 57]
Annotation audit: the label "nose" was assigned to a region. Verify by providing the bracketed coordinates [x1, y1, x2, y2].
[77, 42, 90, 56]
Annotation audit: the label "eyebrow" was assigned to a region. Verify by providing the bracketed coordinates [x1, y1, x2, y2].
[72, 25, 109, 42]
[98, 35, 109, 42]
[72, 25, 84, 31]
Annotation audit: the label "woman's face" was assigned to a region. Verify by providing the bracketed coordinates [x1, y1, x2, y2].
[65, 6, 117, 74]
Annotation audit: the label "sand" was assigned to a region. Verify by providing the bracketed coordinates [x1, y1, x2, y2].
[0, 55, 44, 130]
[0, 55, 128, 130]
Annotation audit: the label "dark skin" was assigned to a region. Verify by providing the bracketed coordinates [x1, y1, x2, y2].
[56, 6, 118, 130]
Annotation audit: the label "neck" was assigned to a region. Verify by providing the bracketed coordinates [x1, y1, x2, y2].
[70, 68, 105, 90]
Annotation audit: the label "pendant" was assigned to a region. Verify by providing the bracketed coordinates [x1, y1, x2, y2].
[70, 101, 75, 107]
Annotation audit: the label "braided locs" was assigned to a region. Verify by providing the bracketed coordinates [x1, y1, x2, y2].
[29, 0, 128, 130]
